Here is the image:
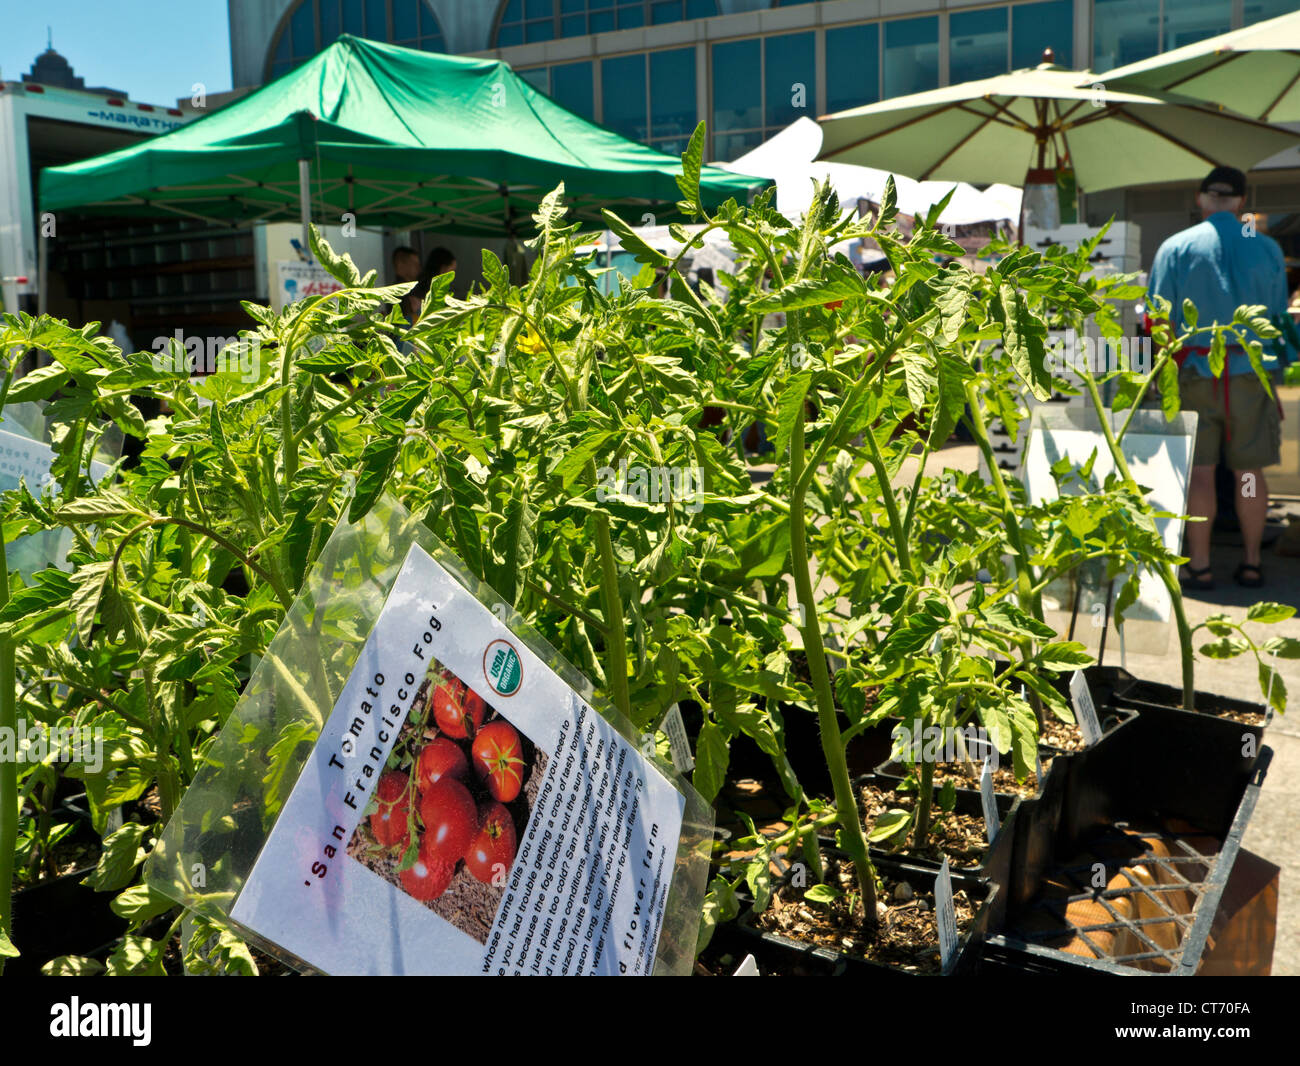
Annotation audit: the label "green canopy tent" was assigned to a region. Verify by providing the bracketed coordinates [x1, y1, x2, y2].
[39, 34, 765, 264]
[1103, 11, 1300, 123]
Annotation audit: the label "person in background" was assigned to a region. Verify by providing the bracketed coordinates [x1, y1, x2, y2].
[391, 245, 421, 322]
[410, 247, 457, 319]
[1147, 166, 1293, 590]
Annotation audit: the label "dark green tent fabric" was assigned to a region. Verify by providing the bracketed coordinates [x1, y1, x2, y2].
[39, 35, 766, 236]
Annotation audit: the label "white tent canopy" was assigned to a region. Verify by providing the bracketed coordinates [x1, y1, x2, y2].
[722, 118, 1022, 226]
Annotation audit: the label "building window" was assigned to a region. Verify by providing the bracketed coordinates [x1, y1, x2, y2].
[1011, 0, 1073, 69]
[551, 60, 595, 119]
[1243, 0, 1297, 26]
[882, 16, 939, 99]
[598, 48, 697, 154]
[1163, 0, 1232, 51]
[267, 0, 445, 81]
[495, 0, 717, 47]
[517, 61, 596, 119]
[825, 22, 879, 115]
[710, 33, 815, 160]
[950, 7, 1008, 84]
[1094, 0, 1232, 73]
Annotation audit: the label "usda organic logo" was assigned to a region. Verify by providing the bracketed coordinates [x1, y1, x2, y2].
[483, 639, 523, 697]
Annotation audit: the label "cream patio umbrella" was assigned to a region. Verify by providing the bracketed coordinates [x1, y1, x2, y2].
[1102, 11, 1300, 122]
[816, 56, 1300, 193]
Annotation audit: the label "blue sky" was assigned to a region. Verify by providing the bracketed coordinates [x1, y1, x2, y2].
[0, 0, 232, 106]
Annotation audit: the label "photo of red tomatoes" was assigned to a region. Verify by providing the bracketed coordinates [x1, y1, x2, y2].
[416, 736, 468, 791]
[418, 776, 477, 863]
[465, 802, 518, 884]
[348, 659, 546, 945]
[433, 676, 486, 738]
[370, 770, 412, 849]
[472, 720, 526, 803]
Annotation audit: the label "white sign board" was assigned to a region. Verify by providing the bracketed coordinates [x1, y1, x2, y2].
[274, 261, 344, 311]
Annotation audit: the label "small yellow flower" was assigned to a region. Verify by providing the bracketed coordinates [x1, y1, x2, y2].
[518, 325, 546, 354]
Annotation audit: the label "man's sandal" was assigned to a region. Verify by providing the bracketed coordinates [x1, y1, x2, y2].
[1233, 563, 1265, 589]
[1179, 565, 1215, 590]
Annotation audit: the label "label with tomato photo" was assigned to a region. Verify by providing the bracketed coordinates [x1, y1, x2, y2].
[229, 542, 686, 975]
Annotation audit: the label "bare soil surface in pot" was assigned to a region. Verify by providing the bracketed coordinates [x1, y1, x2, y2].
[930, 759, 1044, 797]
[859, 784, 988, 870]
[754, 856, 976, 974]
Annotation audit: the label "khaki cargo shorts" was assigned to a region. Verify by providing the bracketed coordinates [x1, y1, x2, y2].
[1178, 369, 1282, 470]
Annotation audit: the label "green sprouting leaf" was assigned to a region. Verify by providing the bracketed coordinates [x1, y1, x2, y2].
[804, 884, 842, 906]
[41, 955, 106, 976]
[110, 884, 175, 924]
[1208, 331, 1226, 379]
[1182, 298, 1198, 331]
[898, 346, 935, 411]
[55, 490, 148, 524]
[6, 364, 70, 404]
[1000, 284, 1051, 400]
[1159, 358, 1181, 420]
[749, 272, 863, 314]
[772, 369, 812, 462]
[1262, 636, 1300, 659]
[938, 778, 957, 813]
[675, 121, 706, 217]
[1246, 601, 1295, 625]
[692, 720, 728, 803]
[481, 248, 510, 295]
[697, 877, 740, 953]
[879, 175, 898, 225]
[1199, 636, 1250, 659]
[308, 223, 361, 287]
[1259, 660, 1287, 713]
[84, 821, 150, 892]
[1035, 641, 1094, 670]
[349, 434, 402, 522]
[0, 929, 18, 960]
[980, 600, 1057, 641]
[105, 934, 166, 977]
[746, 846, 772, 913]
[867, 808, 912, 843]
[600, 210, 670, 269]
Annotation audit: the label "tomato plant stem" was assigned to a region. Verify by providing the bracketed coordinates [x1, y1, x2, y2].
[0, 521, 15, 975]
[789, 403, 877, 919]
[1075, 369, 1196, 709]
[585, 460, 631, 722]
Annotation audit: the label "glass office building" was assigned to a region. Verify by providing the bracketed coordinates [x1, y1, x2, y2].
[232, 0, 1297, 163]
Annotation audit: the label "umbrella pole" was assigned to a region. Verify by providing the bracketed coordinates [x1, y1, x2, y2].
[299, 159, 312, 254]
[37, 234, 48, 316]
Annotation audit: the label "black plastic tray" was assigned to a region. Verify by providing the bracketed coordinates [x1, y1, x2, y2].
[978, 706, 1272, 976]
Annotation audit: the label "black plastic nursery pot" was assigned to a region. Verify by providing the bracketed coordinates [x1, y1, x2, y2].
[820, 773, 1019, 881]
[7, 865, 129, 978]
[1080, 666, 1272, 743]
[729, 853, 999, 976]
[976, 706, 1272, 976]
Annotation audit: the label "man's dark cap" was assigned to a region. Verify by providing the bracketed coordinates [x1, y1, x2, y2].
[1200, 166, 1246, 196]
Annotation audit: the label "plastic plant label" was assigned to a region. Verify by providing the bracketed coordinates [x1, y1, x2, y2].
[660, 703, 694, 773]
[1035, 747, 1044, 790]
[935, 856, 958, 975]
[1069, 669, 1103, 747]
[979, 757, 999, 844]
[733, 953, 759, 976]
[147, 496, 709, 975]
[223, 541, 687, 975]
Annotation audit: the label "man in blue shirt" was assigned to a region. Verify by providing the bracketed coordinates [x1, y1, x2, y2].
[1147, 166, 1290, 590]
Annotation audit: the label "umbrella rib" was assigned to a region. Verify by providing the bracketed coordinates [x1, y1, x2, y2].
[1261, 65, 1300, 121]
[918, 111, 999, 180]
[1161, 52, 1240, 94]
[820, 99, 973, 159]
[1110, 109, 1220, 167]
